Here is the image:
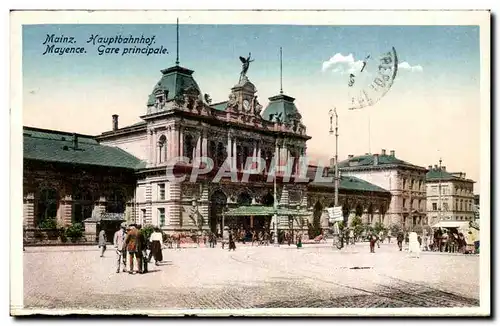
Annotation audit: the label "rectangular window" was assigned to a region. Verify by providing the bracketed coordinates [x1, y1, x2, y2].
[432, 203, 437, 211]
[158, 208, 165, 227]
[158, 183, 165, 200]
[141, 209, 146, 224]
[402, 198, 406, 209]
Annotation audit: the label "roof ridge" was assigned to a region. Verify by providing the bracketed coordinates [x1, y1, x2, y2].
[23, 126, 97, 139]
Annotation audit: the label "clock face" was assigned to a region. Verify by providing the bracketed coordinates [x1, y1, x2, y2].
[347, 47, 399, 110]
[243, 99, 250, 112]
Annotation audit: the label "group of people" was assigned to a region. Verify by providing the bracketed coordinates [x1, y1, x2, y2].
[97, 223, 164, 274]
[430, 228, 477, 254]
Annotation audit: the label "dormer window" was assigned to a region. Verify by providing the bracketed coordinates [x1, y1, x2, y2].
[154, 90, 168, 109]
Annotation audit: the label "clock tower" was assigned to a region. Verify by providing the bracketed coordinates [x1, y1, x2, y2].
[225, 78, 263, 117]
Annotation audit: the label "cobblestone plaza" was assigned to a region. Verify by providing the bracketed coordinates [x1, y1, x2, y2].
[23, 242, 480, 312]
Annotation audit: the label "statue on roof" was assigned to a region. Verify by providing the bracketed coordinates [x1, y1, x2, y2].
[239, 53, 254, 83]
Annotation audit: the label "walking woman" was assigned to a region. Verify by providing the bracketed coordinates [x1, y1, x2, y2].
[148, 228, 163, 265]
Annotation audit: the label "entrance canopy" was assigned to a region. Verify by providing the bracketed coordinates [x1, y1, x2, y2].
[224, 205, 310, 217]
[431, 221, 470, 230]
[84, 212, 126, 223]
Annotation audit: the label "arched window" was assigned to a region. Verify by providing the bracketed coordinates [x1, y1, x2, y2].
[36, 188, 59, 226]
[184, 134, 194, 162]
[158, 135, 167, 163]
[216, 142, 226, 168]
[209, 140, 217, 162]
[265, 150, 273, 172]
[236, 145, 243, 170]
[242, 146, 251, 170]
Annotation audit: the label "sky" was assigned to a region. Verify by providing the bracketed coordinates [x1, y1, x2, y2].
[22, 24, 481, 192]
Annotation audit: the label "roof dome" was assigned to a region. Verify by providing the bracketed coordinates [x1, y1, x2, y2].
[261, 94, 302, 124]
[146, 66, 202, 107]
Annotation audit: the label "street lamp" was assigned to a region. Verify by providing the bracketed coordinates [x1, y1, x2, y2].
[273, 136, 279, 246]
[329, 108, 339, 207]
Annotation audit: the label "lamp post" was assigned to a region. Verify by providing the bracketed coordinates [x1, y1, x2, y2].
[329, 108, 339, 207]
[273, 136, 279, 246]
[438, 157, 443, 222]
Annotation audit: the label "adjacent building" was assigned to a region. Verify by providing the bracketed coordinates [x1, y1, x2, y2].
[337, 150, 428, 229]
[426, 165, 476, 226]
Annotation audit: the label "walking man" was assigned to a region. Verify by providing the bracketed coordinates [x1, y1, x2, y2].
[113, 222, 127, 273]
[98, 226, 107, 257]
[125, 224, 139, 274]
[137, 225, 147, 274]
[397, 232, 404, 251]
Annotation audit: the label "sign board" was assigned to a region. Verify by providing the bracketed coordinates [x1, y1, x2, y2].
[327, 206, 343, 223]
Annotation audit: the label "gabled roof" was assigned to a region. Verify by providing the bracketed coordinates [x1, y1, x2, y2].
[24, 127, 144, 170]
[338, 154, 426, 171]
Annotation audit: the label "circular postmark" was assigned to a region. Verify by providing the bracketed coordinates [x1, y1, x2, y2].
[347, 47, 398, 110]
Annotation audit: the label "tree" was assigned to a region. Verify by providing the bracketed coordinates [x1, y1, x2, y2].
[374, 221, 386, 235]
[389, 223, 402, 235]
[350, 215, 364, 239]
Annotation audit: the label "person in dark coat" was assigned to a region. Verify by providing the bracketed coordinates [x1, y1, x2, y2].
[228, 230, 236, 251]
[125, 225, 139, 274]
[136, 225, 147, 274]
[396, 232, 404, 251]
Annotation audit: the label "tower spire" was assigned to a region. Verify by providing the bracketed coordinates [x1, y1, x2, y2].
[280, 47, 283, 94]
[176, 18, 180, 66]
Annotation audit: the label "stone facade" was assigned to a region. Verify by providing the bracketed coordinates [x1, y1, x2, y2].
[338, 149, 428, 229]
[426, 165, 475, 226]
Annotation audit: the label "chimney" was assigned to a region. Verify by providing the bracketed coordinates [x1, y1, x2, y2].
[442, 166, 446, 171]
[72, 133, 78, 150]
[112, 114, 119, 131]
[373, 154, 379, 166]
[381, 149, 386, 155]
[348, 154, 354, 159]
[365, 153, 370, 155]
[434, 165, 438, 170]
[428, 165, 433, 170]
[329, 158, 336, 169]
[390, 150, 395, 157]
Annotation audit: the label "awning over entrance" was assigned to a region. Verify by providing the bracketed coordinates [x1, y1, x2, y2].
[84, 212, 126, 223]
[224, 205, 310, 217]
[431, 221, 470, 229]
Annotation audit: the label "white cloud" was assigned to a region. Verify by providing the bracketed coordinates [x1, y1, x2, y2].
[322, 53, 364, 75]
[398, 61, 423, 72]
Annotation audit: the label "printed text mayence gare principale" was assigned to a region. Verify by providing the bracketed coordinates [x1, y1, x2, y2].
[41, 33, 169, 56]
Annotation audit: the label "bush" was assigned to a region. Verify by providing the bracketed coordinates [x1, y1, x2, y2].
[350, 216, 364, 238]
[39, 217, 57, 229]
[389, 223, 402, 235]
[65, 223, 84, 241]
[373, 221, 386, 235]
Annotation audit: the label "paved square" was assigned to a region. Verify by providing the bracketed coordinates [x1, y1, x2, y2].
[23, 242, 479, 311]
